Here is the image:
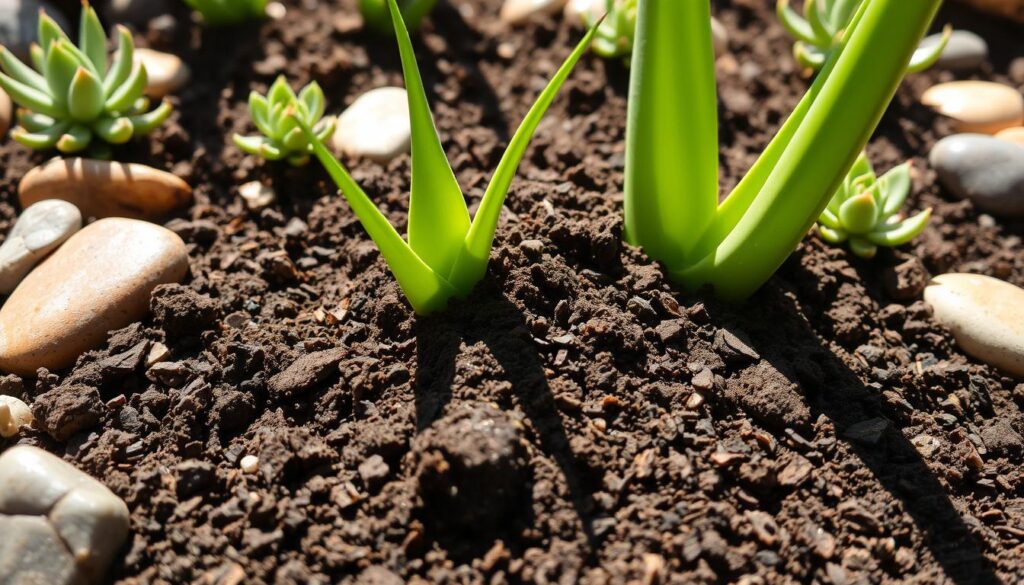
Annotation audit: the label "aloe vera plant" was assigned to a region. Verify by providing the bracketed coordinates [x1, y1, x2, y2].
[293, 0, 597, 314]
[359, 0, 437, 33]
[625, 0, 942, 300]
[234, 76, 335, 167]
[185, 0, 268, 25]
[817, 153, 931, 258]
[777, 0, 949, 72]
[0, 3, 172, 155]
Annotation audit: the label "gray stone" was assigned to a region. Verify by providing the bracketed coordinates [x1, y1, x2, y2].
[929, 133, 1024, 217]
[0, 0, 69, 59]
[922, 30, 987, 71]
[0, 446, 129, 585]
[0, 199, 82, 294]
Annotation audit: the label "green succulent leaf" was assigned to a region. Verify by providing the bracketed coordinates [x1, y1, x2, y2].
[56, 124, 92, 153]
[236, 76, 335, 167]
[104, 27, 134, 97]
[68, 68, 105, 121]
[93, 116, 134, 143]
[79, 4, 107, 78]
[185, 0, 269, 25]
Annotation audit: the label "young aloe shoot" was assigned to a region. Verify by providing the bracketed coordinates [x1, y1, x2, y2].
[777, 0, 950, 72]
[817, 153, 931, 258]
[360, 0, 437, 33]
[587, 0, 637, 60]
[234, 76, 335, 167]
[291, 0, 597, 314]
[0, 3, 172, 155]
[624, 0, 942, 300]
[185, 0, 268, 25]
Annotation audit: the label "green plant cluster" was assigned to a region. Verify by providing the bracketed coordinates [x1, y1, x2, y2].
[586, 0, 637, 60]
[817, 153, 931, 258]
[359, 0, 437, 33]
[185, 0, 268, 25]
[777, 0, 949, 72]
[234, 76, 336, 167]
[0, 3, 172, 155]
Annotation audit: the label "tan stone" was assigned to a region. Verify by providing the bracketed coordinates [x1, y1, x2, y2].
[134, 48, 191, 99]
[924, 273, 1024, 377]
[995, 126, 1024, 146]
[19, 158, 192, 220]
[501, 0, 567, 25]
[0, 394, 33, 437]
[0, 88, 10, 137]
[921, 81, 1024, 135]
[0, 218, 188, 375]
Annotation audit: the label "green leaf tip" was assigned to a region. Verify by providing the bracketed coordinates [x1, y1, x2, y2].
[185, 0, 269, 25]
[0, 2, 172, 156]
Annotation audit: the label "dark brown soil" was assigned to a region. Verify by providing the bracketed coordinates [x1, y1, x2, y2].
[2, 0, 1024, 583]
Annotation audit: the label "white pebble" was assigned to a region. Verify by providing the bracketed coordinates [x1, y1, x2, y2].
[240, 455, 259, 474]
[0, 395, 32, 437]
[333, 87, 411, 163]
[0, 199, 82, 294]
[238, 181, 277, 211]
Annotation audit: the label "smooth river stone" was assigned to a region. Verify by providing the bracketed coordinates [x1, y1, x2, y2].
[0, 218, 188, 374]
[0, 88, 10, 137]
[19, 158, 193, 220]
[996, 126, 1024, 146]
[0, 0, 69, 59]
[924, 273, 1024, 377]
[0, 446, 129, 585]
[134, 48, 190, 99]
[333, 87, 411, 163]
[929, 134, 1024, 217]
[920, 29, 987, 71]
[501, 0, 567, 25]
[0, 394, 32, 437]
[921, 81, 1024, 134]
[0, 199, 82, 294]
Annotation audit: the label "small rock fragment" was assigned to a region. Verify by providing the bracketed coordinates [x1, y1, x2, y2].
[333, 87, 411, 163]
[0, 394, 32, 437]
[0, 446, 129, 584]
[31, 384, 104, 442]
[358, 454, 390, 489]
[921, 81, 1024, 135]
[883, 257, 928, 300]
[924, 273, 1024, 376]
[0, 199, 82, 294]
[842, 418, 890, 446]
[267, 348, 345, 397]
[929, 134, 1024, 217]
[19, 158, 193, 221]
[238, 181, 276, 211]
[501, 0, 566, 25]
[240, 455, 259, 474]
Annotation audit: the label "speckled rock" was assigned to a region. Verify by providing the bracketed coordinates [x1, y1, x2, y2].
[19, 158, 192, 220]
[333, 87, 411, 163]
[0, 218, 189, 375]
[921, 81, 1024, 134]
[134, 48, 190, 99]
[0, 446, 129, 585]
[0, 0, 69, 58]
[924, 273, 1024, 377]
[929, 133, 1024, 217]
[501, 0, 567, 25]
[0, 199, 82, 294]
[921, 29, 987, 70]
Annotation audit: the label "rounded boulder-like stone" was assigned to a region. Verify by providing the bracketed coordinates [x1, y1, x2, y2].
[929, 133, 1024, 217]
[924, 273, 1024, 377]
[0, 199, 82, 294]
[333, 87, 411, 163]
[0, 218, 189, 375]
[921, 81, 1024, 135]
[0, 446, 129, 585]
[921, 29, 987, 71]
[134, 48, 190, 99]
[19, 158, 193, 221]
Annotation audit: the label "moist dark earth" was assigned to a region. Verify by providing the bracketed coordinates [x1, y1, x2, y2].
[2, 0, 1024, 583]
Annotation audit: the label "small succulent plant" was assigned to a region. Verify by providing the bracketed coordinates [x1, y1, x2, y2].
[0, 3, 172, 155]
[777, 0, 949, 72]
[359, 0, 437, 33]
[586, 0, 637, 60]
[234, 76, 336, 167]
[817, 153, 931, 258]
[185, 0, 269, 25]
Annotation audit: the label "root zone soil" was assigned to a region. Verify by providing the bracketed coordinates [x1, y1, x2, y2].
[1, 0, 1023, 583]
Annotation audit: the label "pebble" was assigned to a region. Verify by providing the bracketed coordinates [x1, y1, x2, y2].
[0, 199, 82, 294]
[106, 0, 168, 24]
[996, 126, 1024, 146]
[0, 446, 129, 585]
[921, 81, 1024, 134]
[333, 87, 411, 163]
[0, 0, 69, 59]
[240, 455, 259, 474]
[19, 158, 193, 221]
[924, 273, 1024, 377]
[501, 0, 567, 25]
[929, 134, 1024, 217]
[0, 88, 10, 137]
[0, 394, 31, 437]
[921, 29, 987, 71]
[0, 218, 189, 375]
[134, 48, 190, 99]
[238, 180, 276, 211]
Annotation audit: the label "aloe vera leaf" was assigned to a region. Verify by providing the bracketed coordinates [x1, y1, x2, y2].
[907, 24, 950, 73]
